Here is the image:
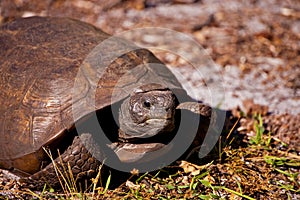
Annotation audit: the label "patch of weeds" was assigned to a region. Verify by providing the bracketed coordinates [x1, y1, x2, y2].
[249, 114, 271, 146]
[238, 113, 300, 197]
[118, 160, 259, 199]
[191, 167, 255, 200]
[264, 154, 300, 194]
[264, 155, 300, 167]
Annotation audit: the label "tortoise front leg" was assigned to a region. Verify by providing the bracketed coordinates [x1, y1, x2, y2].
[21, 133, 102, 189]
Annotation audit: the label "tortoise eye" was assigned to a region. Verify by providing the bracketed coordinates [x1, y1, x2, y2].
[143, 100, 151, 108]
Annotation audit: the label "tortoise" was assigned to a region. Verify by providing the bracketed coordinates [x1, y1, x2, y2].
[0, 16, 214, 188]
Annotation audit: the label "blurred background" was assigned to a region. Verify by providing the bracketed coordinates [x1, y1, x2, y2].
[1, 0, 299, 114]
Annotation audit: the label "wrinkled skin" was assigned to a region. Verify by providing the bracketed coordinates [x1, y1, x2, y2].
[119, 83, 176, 140]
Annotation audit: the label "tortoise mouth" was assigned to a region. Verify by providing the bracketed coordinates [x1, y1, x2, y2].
[111, 126, 176, 163]
[118, 125, 175, 144]
[118, 117, 176, 142]
[110, 142, 166, 163]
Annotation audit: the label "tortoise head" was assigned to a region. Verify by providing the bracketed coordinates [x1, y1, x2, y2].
[119, 83, 177, 140]
[113, 83, 178, 163]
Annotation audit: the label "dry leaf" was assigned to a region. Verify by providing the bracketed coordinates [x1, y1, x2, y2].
[179, 160, 211, 176]
[126, 180, 140, 190]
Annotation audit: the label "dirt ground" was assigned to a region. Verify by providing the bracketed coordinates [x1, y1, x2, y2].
[0, 0, 299, 199]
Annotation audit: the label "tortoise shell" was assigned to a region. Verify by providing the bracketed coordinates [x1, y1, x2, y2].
[0, 17, 183, 175]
